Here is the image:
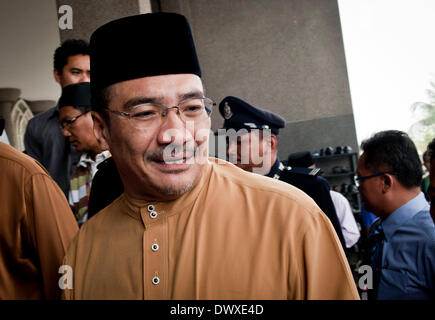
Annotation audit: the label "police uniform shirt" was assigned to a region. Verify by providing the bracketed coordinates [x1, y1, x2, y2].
[62, 158, 358, 299]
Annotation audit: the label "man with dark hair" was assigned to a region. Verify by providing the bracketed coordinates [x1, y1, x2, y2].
[58, 82, 109, 225]
[62, 13, 358, 300]
[356, 130, 435, 300]
[24, 39, 90, 196]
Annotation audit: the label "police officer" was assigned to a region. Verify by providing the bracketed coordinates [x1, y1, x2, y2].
[218, 96, 347, 251]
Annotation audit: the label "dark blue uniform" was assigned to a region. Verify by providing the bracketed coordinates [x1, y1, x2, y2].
[218, 96, 347, 252]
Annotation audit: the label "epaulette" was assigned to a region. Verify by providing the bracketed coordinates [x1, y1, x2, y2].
[285, 166, 321, 177]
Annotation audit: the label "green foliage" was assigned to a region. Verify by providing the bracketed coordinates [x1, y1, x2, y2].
[408, 82, 435, 153]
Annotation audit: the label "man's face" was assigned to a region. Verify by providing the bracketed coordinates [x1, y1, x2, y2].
[226, 130, 272, 174]
[99, 74, 210, 200]
[59, 106, 98, 153]
[356, 153, 384, 216]
[54, 54, 90, 88]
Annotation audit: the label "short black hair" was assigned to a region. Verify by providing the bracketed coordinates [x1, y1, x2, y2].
[360, 130, 422, 189]
[427, 138, 435, 162]
[53, 39, 90, 73]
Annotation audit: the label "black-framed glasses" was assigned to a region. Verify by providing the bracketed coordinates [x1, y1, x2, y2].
[354, 171, 397, 187]
[59, 111, 89, 130]
[104, 97, 215, 131]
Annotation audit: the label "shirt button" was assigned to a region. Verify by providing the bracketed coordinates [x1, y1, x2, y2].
[147, 205, 155, 212]
[152, 276, 160, 285]
[151, 243, 159, 252]
[149, 211, 158, 219]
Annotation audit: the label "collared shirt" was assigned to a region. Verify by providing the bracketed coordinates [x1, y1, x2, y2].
[62, 158, 359, 300]
[330, 190, 360, 248]
[24, 105, 81, 196]
[0, 142, 78, 299]
[377, 192, 435, 300]
[68, 151, 110, 225]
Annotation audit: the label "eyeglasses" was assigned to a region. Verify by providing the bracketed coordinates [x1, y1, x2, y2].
[105, 97, 215, 130]
[354, 171, 397, 187]
[59, 111, 89, 130]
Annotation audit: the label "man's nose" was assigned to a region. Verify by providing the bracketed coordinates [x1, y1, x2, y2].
[157, 109, 192, 145]
[80, 73, 90, 83]
[61, 127, 72, 137]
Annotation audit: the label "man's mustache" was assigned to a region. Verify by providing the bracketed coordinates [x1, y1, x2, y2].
[146, 143, 197, 161]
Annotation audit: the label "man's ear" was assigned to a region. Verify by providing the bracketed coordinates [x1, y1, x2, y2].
[92, 111, 110, 151]
[53, 69, 61, 85]
[270, 134, 278, 152]
[381, 173, 394, 193]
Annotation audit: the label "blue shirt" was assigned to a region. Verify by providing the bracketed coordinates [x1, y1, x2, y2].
[361, 202, 377, 227]
[378, 192, 435, 300]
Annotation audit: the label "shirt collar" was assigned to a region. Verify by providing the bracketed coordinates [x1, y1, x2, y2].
[382, 192, 429, 241]
[265, 157, 281, 178]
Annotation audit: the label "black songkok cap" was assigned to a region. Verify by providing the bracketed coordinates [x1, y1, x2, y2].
[287, 151, 314, 168]
[90, 12, 201, 95]
[58, 82, 92, 111]
[218, 96, 286, 135]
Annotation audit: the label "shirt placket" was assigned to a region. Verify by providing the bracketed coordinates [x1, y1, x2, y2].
[141, 204, 168, 299]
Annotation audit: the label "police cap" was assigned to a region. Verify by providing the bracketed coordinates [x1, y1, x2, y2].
[218, 96, 285, 135]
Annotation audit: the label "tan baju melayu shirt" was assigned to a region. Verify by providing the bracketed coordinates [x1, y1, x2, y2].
[0, 142, 78, 299]
[63, 158, 359, 299]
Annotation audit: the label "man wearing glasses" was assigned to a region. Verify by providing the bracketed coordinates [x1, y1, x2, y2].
[356, 130, 435, 300]
[61, 13, 358, 300]
[58, 82, 109, 225]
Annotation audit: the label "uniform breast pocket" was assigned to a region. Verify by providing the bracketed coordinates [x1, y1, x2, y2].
[378, 268, 409, 299]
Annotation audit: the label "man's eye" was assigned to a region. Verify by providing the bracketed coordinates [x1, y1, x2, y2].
[132, 110, 158, 119]
[182, 105, 203, 113]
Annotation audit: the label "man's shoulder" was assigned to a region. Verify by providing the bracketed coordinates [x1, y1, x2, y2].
[408, 210, 435, 241]
[77, 194, 125, 232]
[279, 166, 329, 190]
[209, 158, 318, 207]
[29, 105, 58, 120]
[0, 142, 49, 176]
[27, 106, 58, 127]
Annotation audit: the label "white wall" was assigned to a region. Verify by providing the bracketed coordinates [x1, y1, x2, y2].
[0, 0, 60, 101]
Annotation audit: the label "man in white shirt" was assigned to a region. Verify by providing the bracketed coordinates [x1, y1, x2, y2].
[330, 190, 361, 248]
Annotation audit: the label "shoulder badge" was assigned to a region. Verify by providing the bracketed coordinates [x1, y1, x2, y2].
[287, 166, 321, 177]
[223, 102, 233, 119]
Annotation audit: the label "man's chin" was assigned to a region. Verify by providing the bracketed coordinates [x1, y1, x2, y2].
[146, 167, 198, 196]
[148, 175, 194, 196]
